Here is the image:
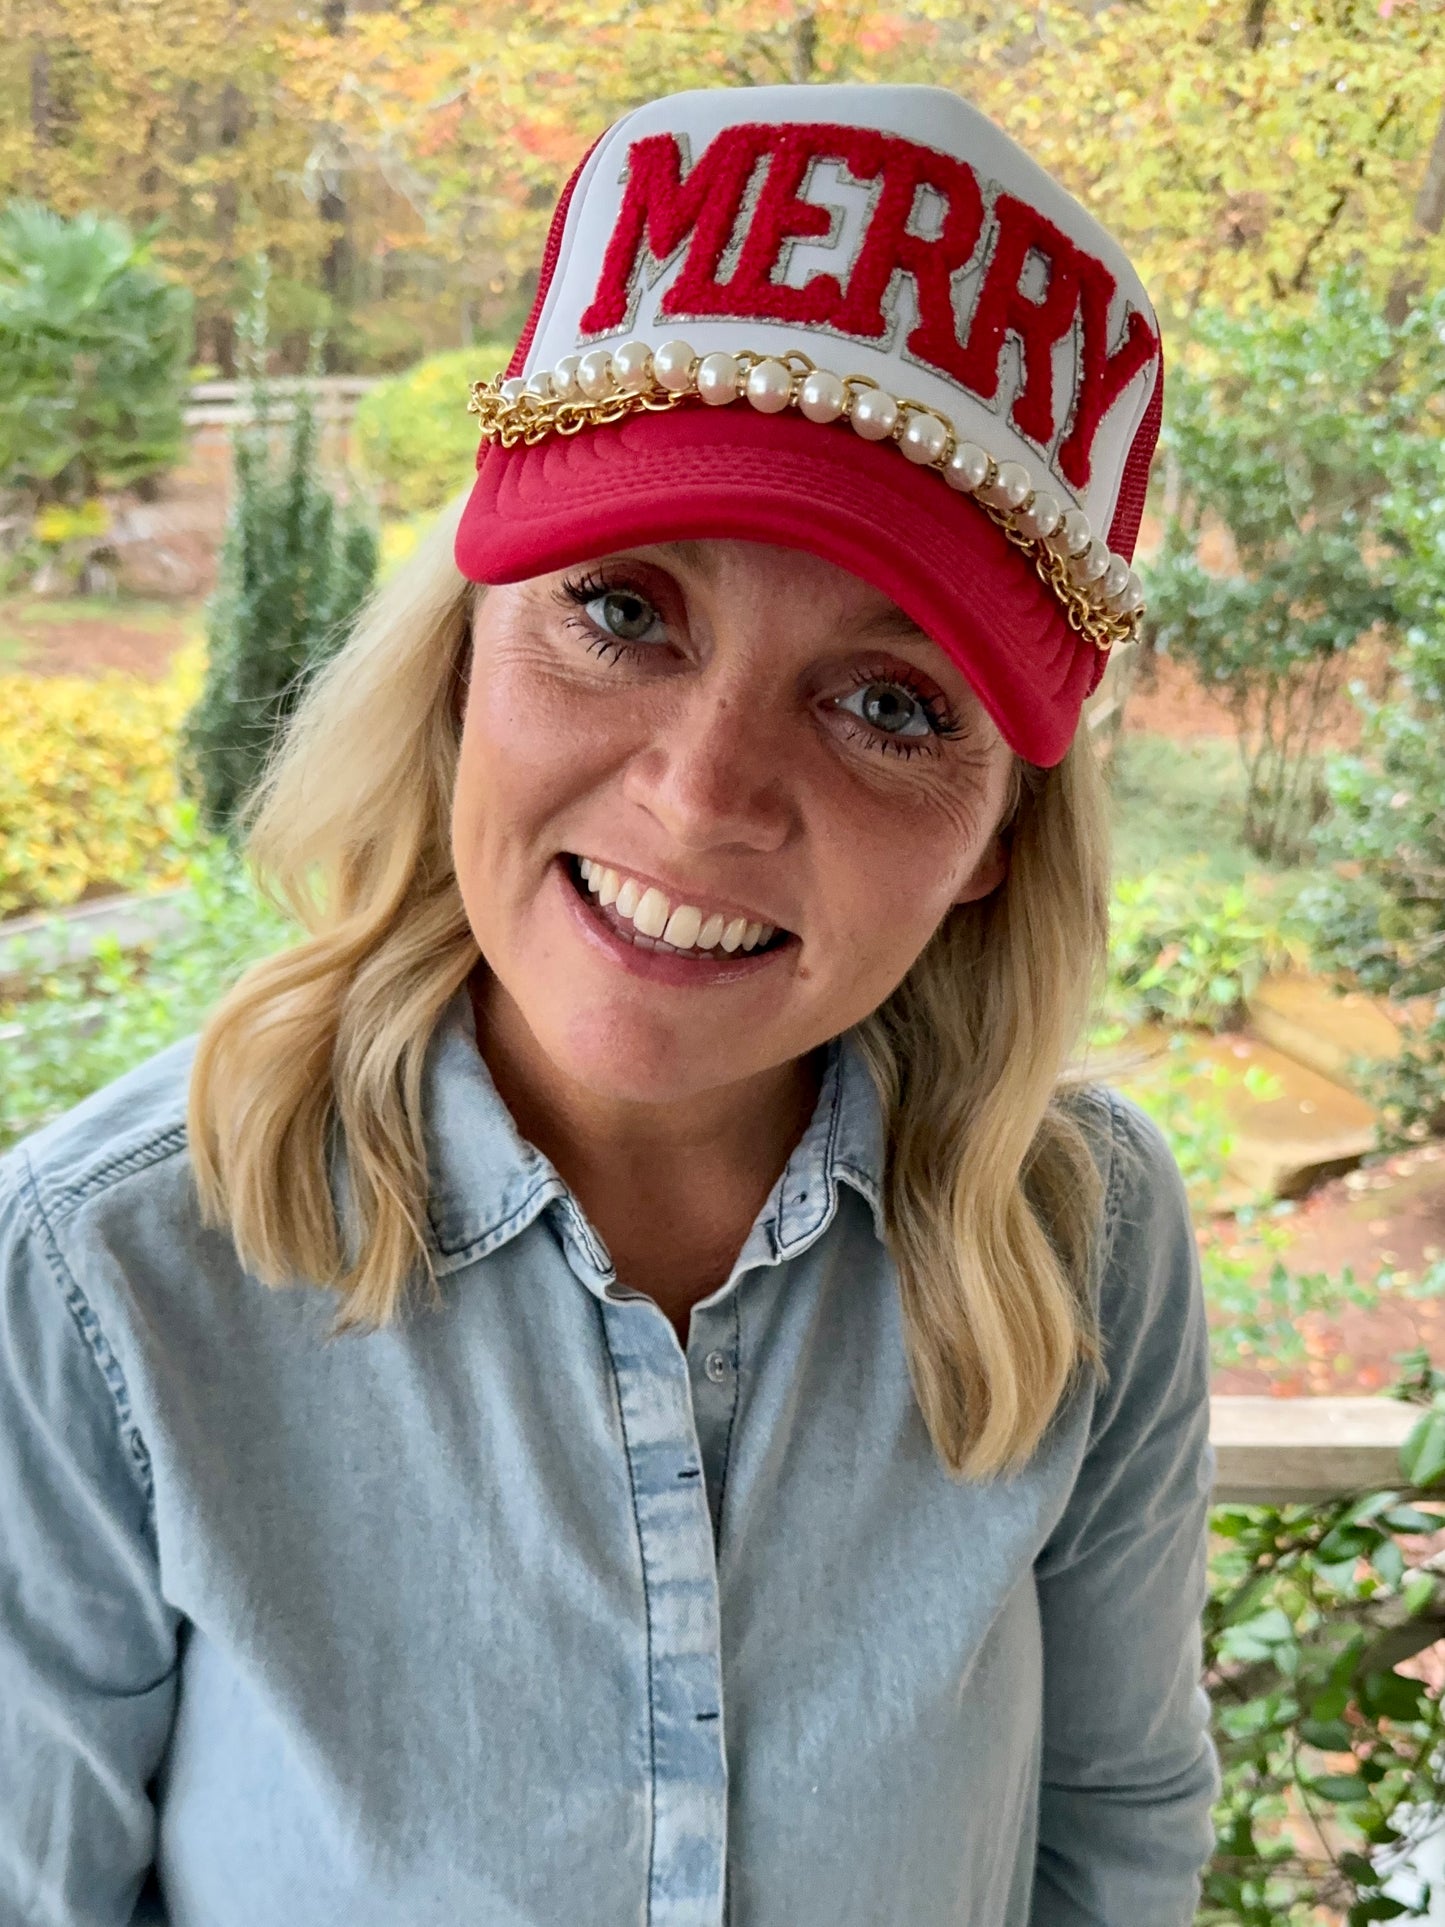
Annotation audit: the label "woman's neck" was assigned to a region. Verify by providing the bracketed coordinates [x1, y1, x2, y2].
[468, 970, 825, 1330]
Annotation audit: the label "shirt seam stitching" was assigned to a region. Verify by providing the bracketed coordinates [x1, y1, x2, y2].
[713, 1293, 743, 1550]
[600, 1312, 658, 1922]
[12, 1151, 158, 1525]
[427, 1174, 562, 1262]
[53, 1122, 189, 1216]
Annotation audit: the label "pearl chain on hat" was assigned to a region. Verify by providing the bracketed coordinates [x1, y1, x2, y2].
[467, 339, 1146, 654]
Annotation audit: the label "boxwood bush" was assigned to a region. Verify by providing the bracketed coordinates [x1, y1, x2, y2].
[352, 343, 512, 515]
[0, 638, 206, 918]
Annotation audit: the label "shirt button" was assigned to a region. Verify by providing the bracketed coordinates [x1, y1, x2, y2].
[703, 1349, 731, 1383]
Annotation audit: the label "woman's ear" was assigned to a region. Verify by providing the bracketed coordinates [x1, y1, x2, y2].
[953, 832, 1009, 907]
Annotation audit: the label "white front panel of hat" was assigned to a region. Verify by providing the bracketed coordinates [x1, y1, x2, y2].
[524, 85, 1160, 544]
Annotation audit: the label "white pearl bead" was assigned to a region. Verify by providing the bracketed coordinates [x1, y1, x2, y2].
[652, 339, 696, 393]
[1015, 490, 1062, 540]
[745, 358, 794, 414]
[944, 442, 990, 492]
[610, 339, 654, 391]
[523, 369, 554, 400]
[899, 412, 948, 464]
[1069, 538, 1112, 586]
[551, 355, 582, 400]
[1102, 554, 1132, 600]
[849, 387, 899, 441]
[798, 369, 846, 422]
[696, 352, 741, 405]
[498, 376, 527, 403]
[576, 349, 615, 400]
[1109, 571, 1145, 616]
[1050, 507, 1093, 557]
[978, 460, 1033, 511]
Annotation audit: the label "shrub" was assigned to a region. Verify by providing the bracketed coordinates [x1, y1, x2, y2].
[1143, 269, 1445, 863]
[1307, 431, 1445, 1143]
[177, 323, 378, 846]
[0, 638, 207, 918]
[353, 343, 511, 515]
[0, 202, 194, 506]
[0, 801, 294, 1152]
[1108, 867, 1308, 1030]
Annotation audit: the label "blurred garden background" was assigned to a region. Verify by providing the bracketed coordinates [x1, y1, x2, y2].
[4, 0, 1445, 1917]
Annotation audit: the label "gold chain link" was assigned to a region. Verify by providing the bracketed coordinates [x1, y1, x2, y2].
[466, 355, 1142, 654]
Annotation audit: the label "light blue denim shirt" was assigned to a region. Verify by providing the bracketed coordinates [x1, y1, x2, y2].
[0, 981, 1220, 1926]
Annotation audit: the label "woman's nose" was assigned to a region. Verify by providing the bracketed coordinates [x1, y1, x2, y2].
[619, 681, 793, 852]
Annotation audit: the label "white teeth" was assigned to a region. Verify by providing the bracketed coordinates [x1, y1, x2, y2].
[662, 903, 703, 948]
[573, 855, 783, 955]
[632, 887, 671, 939]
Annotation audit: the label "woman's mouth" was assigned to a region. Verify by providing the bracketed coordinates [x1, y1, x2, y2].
[556, 852, 798, 984]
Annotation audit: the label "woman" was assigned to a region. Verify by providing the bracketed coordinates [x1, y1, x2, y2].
[0, 81, 1219, 1927]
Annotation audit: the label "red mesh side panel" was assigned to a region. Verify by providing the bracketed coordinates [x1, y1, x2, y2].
[1105, 339, 1164, 561]
[504, 133, 606, 381]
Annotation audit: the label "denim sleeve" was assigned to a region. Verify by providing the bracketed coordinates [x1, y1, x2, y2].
[0, 1152, 179, 1926]
[1029, 1091, 1222, 1925]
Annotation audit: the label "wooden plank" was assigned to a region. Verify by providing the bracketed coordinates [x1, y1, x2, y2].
[1210, 1395, 1428, 1504]
[0, 886, 194, 999]
[187, 377, 380, 400]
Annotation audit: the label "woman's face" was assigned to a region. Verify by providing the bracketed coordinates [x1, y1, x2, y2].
[452, 538, 1016, 1107]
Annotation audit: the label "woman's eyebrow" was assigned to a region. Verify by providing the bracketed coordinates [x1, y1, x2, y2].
[849, 608, 941, 650]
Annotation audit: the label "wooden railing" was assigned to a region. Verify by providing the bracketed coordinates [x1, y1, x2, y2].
[1210, 1394, 1426, 1503]
[184, 374, 380, 429]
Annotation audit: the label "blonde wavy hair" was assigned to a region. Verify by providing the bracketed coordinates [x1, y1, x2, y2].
[186, 490, 1114, 1482]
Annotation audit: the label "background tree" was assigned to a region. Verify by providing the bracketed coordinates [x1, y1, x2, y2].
[3, 0, 1439, 370]
[1142, 270, 1445, 862]
[178, 292, 378, 843]
[0, 200, 193, 505]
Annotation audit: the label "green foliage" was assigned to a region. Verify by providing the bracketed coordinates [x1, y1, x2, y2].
[0, 634, 206, 918]
[1144, 270, 1445, 863]
[0, 800, 295, 1153]
[1202, 1376, 1445, 1927]
[1306, 439, 1445, 1144]
[1109, 867, 1308, 1031]
[0, 202, 194, 506]
[177, 293, 378, 845]
[353, 344, 511, 516]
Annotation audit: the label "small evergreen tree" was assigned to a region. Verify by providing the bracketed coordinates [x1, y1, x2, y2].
[178, 282, 377, 845]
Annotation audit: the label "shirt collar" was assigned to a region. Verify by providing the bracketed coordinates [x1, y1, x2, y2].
[332, 982, 887, 1293]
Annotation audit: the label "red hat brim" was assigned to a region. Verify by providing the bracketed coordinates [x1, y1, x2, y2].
[454, 405, 1104, 768]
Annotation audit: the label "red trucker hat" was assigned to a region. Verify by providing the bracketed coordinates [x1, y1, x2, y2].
[454, 84, 1162, 768]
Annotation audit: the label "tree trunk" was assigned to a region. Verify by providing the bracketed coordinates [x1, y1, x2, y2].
[1385, 94, 1445, 325]
[318, 0, 352, 372]
[29, 44, 52, 144]
[791, 9, 817, 84]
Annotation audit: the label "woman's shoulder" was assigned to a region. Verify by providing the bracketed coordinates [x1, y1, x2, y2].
[1056, 1077, 1188, 1220]
[1053, 1078, 1199, 1348]
[1, 1029, 201, 1238]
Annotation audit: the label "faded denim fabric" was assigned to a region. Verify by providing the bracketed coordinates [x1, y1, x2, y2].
[0, 981, 1220, 1927]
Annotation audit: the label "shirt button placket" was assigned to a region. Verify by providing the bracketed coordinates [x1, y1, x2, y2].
[601, 1298, 729, 1926]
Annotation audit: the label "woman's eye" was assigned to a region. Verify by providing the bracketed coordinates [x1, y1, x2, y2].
[836, 679, 936, 742]
[584, 589, 666, 645]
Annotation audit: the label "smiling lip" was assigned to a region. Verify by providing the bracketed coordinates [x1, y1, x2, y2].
[555, 855, 797, 988]
[567, 850, 792, 939]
